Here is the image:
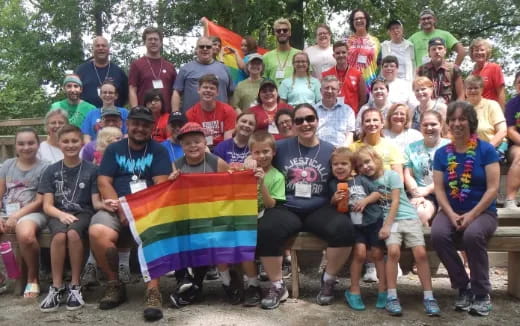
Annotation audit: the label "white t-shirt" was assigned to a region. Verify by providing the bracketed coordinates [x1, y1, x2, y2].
[37, 141, 63, 164]
[388, 78, 418, 109]
[383, 128, 423, 153]
[304, 45, 336, 79]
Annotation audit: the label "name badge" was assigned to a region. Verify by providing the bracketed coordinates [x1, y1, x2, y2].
[275, 70, 285, 79]
[5, 202, 21, 216]
[357, 55, 367, 64]
[422, 56, 431, 64]
[391, 222, 399, 233]
[205, 135, 214, 146]
[267, 122, 279, 134]
[152, 79, 164, 89]
[350, 210, 363, 225]
[129, 180, 147, 194]
[295, 183, 312, 198]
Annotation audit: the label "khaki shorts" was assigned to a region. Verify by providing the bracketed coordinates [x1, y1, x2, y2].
[90, 210, 135, 247]
[18, 212, 49, 230]
[385, 218, 425, 248]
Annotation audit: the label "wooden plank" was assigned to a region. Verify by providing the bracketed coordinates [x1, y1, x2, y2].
[508, 252, 520, 299]
[291, 249, 299, 299]
[0, 135, 48, 145]
[0, 118, 45, 127]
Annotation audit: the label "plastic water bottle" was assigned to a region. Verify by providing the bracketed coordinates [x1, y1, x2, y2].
[336, 183, 349, 213]
[0, 241, 21, 279]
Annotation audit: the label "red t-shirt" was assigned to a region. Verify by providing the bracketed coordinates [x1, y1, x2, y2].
[322, 66, 363, 113]
[249, 102, 292, 140]
[128, 56, 177, 111]
[472, 62, 505, 103]
[186, 101, 237, 146]
[152, 113, 170, 143]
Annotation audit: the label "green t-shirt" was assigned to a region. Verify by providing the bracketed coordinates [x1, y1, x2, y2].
[50, 99, 96, 127]
[374, 170, 417, 221]
[262, 48, 301, 86]
[230, 79, 262, 111]
[408, 29, 458, 67]
[258, 166, 286, 213]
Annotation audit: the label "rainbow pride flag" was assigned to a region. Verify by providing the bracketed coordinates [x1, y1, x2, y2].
[201, 17, 267, 85]
[120, 171, 258, 282]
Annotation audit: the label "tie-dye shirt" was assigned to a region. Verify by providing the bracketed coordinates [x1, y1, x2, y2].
[346, 34, 381, 90]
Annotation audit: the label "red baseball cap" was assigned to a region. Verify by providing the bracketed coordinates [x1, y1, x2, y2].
[177, 122, 206, 141]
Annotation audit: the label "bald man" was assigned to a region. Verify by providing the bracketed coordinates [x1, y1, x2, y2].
[76, 36, 129, 108]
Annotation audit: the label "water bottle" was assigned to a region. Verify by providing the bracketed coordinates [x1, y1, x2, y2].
[336, 183, 349, 213]
[0, 241, 21, 279]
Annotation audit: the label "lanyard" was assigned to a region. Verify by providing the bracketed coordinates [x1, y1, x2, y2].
[92, 61, 111, 86]
[145, 57, 164, 80]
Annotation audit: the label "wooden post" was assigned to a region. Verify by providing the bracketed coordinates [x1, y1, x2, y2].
[291, 249, 299, 299]
[508, 251, 520, 299]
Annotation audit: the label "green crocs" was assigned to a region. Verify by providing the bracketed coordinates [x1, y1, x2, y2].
[376, 291, 387, 309]
[345, 290, 366, 311]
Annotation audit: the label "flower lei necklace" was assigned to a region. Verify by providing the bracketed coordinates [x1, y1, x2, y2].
[446, 133, 477, 202]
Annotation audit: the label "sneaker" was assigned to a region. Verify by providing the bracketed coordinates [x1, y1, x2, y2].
[40, 286, 65, 312]
[99, 280, 127, 310]
[177, 275, 194, 294]
[316, 275, 336, 305]
[243, 285, 262, 307]
[118, 264, 131, 284]
[170, 283, 202, 308]
[206, 266, 219, 280]
[454, 288, 473, 311]
[376, 291, 387, 309]
[386, 296, 402, 316]
[282, 257, 292, 279]
[261, 283, 288, 309]
[257, 262, 268, 281]
[362, 265, 378, 283]
[424, 297, 441, 316]
[504, 199, 518, 210]
[66, 285, 85, 311]
[222, 270, 243, 305]
[344, 290, 366, 310]
[143, 287, 163, 322]
[81, 263, 99, 286]
[469, 295, 492, 316]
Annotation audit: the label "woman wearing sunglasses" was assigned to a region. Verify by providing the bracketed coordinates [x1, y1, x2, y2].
[255, 103, 355, 309]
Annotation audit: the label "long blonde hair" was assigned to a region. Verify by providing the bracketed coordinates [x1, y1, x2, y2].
[96, 127, 122, 153]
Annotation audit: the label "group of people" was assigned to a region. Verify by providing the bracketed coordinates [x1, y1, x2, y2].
[1, 7, 519, 322]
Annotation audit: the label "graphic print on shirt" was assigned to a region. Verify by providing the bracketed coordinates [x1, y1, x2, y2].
[53, 170, 82, 212]
[284, 156, 328, 194]
[115, 153, 153, 174]
[202, 120, 221, 137]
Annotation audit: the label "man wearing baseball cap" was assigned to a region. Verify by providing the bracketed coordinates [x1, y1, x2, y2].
[381, 19, 415, 86]
[417, 37, 464, 104]
[231, 54, 265, 112]
[89, 105, 171, 321]
[80, 108, 124, 162]
[160, 111, 188, 163]
[408, 8, 466, 67]
[49, 74, 96, 127]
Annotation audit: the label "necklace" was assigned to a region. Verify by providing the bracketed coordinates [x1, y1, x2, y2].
[128, 141, 148, 181]
[60, 160, 83, 204]
[297, 139, 321, 178]
[446, 134, 477, 202]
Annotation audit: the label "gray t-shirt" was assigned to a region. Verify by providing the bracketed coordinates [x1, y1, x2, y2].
[38, 160, 98, 214]
[0, 158, 49, 212]
[329, 175, 383, 226]
[173, 60, 234, 112]
[174, 152, 218, 174]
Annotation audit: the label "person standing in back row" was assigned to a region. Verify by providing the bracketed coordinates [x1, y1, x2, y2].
[129, 27, 177, 112]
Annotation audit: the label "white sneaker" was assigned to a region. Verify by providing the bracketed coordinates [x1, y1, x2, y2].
[504, 200, 518, 209]
[362, 265, 378, 283]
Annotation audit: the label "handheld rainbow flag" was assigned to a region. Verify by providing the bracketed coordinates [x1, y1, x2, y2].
[120, 171, 258, 282]
[201, 17, 267, 85]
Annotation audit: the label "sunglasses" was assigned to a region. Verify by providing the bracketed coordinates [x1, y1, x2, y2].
[294, 115, 316, 125]
[275, 28, 289, 34]
[198, 45, 213, 50]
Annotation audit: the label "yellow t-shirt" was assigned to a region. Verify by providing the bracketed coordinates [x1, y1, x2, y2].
[474, 98, 505, 143]
[349, 138, 404, 170]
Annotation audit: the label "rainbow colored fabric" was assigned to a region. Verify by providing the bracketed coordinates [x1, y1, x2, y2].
[202, 17, 267, 85]
[120, 171, 258, 282]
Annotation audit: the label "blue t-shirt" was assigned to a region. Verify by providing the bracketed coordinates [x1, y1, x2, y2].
[81, 107, 128, 140]
[433, 139, 498, 214]
[160, 140, 184, 163]
[374, 170, 418, 221]
[273, 137, 335, 213]
[99, 138, 172, 197]
[213, 138, 250, 164]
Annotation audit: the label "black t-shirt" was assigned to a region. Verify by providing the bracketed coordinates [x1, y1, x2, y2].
[38, 160, 98, 214]
[99, 138, 172, 197]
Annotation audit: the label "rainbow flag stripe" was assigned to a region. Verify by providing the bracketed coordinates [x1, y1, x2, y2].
[120, 171, 258, 282]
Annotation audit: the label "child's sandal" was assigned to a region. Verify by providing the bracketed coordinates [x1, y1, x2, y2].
[23, 283, 40, 298]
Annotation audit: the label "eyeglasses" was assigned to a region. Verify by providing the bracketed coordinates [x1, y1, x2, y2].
[198, 45, 213, 50]
[131, 106, 151, 113]
[275, 28, 289, 34]
[294, 115, 316, 125]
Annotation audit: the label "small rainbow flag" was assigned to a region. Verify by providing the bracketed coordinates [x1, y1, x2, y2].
[201, 17, 267, 85]
[120, 171, 258, 282]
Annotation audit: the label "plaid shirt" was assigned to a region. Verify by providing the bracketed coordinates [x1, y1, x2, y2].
[315, 100, 356, 147]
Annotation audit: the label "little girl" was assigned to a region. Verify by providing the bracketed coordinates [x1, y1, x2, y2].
[329, 147, 385, 310]
[93, 127, 123, 165]
[355, 146, 440, 317]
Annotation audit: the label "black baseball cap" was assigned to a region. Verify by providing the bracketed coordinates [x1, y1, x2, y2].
[168, 111, 187, 126]
[387, 19, 403, 30]
[128, 106, 155, 123]
[428, 37, 446, 49]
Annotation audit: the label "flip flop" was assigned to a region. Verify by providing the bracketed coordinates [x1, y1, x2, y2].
[23, 283, 40, 298]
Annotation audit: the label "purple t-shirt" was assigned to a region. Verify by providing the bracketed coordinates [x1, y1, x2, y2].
[213, 139, 249, 164]
[505, 95, 520, 130]
[81, 141, 96, 162]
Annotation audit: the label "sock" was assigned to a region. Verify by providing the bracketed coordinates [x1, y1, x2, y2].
[387, 288, 397, 299]
[247, 276, 260, 288]
[323, 272, 337, 282]
[423, 290, 434, 300]
[272, 280, 283, 289]
[219, 270, 231, 286]
[284, 255, 292, 264]
[86, 252, 96, 265]
[118, 251, 130, 267]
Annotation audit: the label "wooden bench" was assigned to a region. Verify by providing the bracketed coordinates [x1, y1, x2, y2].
[0, 118, 46, 162]
[290, 227, 520, 300]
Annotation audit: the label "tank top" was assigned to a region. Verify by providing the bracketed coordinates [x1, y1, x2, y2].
[174, 152, 218, 174]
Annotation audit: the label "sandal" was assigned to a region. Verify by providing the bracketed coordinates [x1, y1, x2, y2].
[23, 282, 40, 298]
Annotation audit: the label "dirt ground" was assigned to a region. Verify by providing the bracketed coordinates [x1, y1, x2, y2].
[1, 263, 519, 326]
